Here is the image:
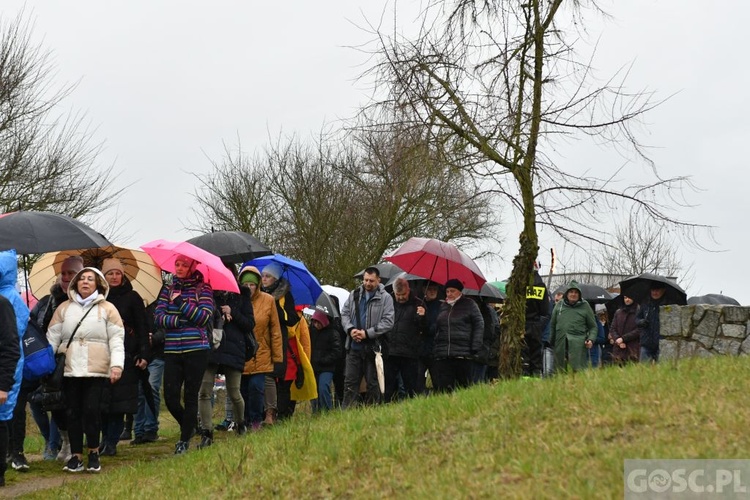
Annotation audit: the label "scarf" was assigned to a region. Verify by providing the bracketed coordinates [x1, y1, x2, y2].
[74, 290, 99, 307]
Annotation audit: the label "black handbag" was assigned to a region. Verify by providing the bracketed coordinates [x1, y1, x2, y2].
[30, 305, 94, 410]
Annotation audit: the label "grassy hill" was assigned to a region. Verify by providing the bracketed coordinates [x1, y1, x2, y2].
[14, 355, 750, 499]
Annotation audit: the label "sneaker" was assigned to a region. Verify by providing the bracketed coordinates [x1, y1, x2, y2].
[99, 443, 117, 456]
[11, 453, 29, 472]
[131, 435, 146, 445]
[236, 422, 248, 436]
[174, 441, 189, 455]
[143, 430, 159, 442]
[86, 451, 101, 473]
[197, 430, 213, 450]
[63, 456, 84, 473]
[214, 418, 234, 431]
[43, 444, 59, 461]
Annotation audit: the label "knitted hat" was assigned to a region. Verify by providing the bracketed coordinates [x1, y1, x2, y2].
[311, 309, 330, 328]
[444, 278, 464, 292]
[240, 271, 260, 285]
[263, 262, 283, 280]
[101, 258, 125, 276]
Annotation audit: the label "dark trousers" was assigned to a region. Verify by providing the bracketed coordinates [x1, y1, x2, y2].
[101, 412, 125, 447]
[0, 421, 7, 477]
[64, 377, 106, 454]
[164, 350, 209, 442]
[276, 379, 296, 420]
[384, 355, 419, 402]
[433, 358, 473, 393]
[522, 321, 543, 376]
[342, 349, 381, 409]
[333, 357, 346, 408]
[10, 380, 37, 454]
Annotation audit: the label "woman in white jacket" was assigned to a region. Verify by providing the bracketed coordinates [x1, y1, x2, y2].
[47, 267, 124, 474]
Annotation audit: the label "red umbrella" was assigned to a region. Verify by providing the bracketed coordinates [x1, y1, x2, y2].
[141, 239, 240, 293]
[384, 237, 486, 290]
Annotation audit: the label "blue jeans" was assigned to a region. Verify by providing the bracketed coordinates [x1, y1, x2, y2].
[470, 362, 487, 384]
[640, 346, 659, 363]
[312, 371, 334, 413]
[29, 400, 60, 449]
[240, 374, 265, 425]
[134, 357, 165, 436]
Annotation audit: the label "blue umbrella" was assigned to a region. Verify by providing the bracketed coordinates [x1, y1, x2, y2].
[245, 254, 323, 307]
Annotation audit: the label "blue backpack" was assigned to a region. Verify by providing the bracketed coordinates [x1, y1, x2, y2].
[22, 320, 56, 381]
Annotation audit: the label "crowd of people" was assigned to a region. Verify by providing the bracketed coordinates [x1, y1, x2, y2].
[0, 252, 680, 484]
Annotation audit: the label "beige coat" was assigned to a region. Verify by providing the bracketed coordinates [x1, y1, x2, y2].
[47, 268, 125, 378]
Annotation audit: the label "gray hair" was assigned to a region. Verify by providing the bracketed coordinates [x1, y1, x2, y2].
[393, 277, 410, 294]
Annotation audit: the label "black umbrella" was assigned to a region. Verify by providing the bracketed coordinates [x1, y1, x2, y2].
[464, 282, 506, 303]
[687, 294, 740, 306]
[186, 230, 272, 264]
[619, 273, 687, 305]
[0, 211, 111, 254]
[554, 282, 614, 304]
[315, 291, 341, 318]
[0, 210, 113, 303]
[354, 262, 405, 282]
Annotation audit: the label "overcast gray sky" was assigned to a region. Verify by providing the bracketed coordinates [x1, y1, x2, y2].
[4, 1, 747, 303]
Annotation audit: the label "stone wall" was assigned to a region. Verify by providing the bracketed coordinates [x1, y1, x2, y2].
[660, 305, 750, 360]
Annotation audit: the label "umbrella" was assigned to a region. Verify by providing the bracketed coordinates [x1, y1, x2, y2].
[619, 273, 687, 305]
[687, 294, 741, 306]
[141, 239, 240, 293]
[353, 262, 405, 282]
[489, 280, 507, 294]
[384, 271, 428, 288]
[0, 211, 111, 255]
[186, 230, 272, 264]
[29, 246, 163, 305]
[553, 282, 614, 304]
[315, 292, 341, 318]
[384, 237, 487, 290]
[464, 282, 506, 303]
[322, 285, 350, 306]
[245, 254, 323, 306]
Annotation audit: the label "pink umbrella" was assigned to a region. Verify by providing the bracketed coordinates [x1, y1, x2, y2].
[384, 237, 486, 290]
[140, 239, 239, 293]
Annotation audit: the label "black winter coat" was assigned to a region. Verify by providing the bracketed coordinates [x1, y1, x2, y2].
[637, 297, 664, 351]
[0, 296, 20, 395]
[310, 324, 342, 374]
[419, 298, 441, 359]
[105, 279, 150, 414]
[433, 295, 484, 360]
[386, 293, 426, 359]
[30, 284, 67, 333]
[209, 287, 256, 373]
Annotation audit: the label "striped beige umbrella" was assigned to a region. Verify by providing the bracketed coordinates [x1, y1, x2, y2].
[29, 246, 164, 305]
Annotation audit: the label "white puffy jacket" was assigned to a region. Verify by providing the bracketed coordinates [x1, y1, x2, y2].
[47, 268, 125, 378]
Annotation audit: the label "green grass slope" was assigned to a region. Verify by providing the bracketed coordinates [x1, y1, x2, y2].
[19, 356, 750, 499]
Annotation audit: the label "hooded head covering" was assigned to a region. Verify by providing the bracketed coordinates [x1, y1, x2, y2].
[311, 309, 330, 328]
[101, 258, 125, 276]
[68, 267, 110, 301]
[262, 262, 283, 280]
[238, 265, 262, 293]
[564, 280, 582, 304]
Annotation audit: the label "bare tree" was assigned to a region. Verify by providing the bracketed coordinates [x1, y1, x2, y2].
[367, 0, 708, 377]
[0, 13, 119, 228]
[191, 126, 500, 290]
[595, 213, 692, 284]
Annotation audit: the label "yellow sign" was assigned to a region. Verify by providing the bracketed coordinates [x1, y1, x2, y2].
[526, 286, 545, 300]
